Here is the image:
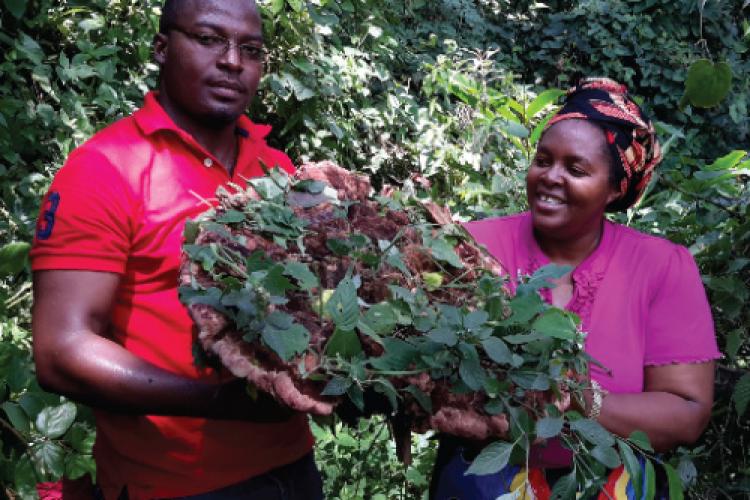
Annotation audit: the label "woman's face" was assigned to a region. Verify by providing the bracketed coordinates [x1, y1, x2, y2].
[526, 119, 622, 243]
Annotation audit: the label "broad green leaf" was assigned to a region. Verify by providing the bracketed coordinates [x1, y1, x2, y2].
[325, 277, 359, 330]
[359, 302, 397, 336]
[347, 384, 365, 412]
[458, 343, 486, 391]
[628, 430, 654, 452]
[369, 338, 420, 371]
[3, 0, 27, 19]
[664, 463, 685, 500]
[270, 0, 285, 15]
[505, 293, 546, 324]
[570, 418, 615, 447]
[36, 402, 77, 439]
[321, 376, 351, 396]
[550, 469, 577, 499]
[64, 454, 95, 480]
[262, 265, 297, 296]
[283, 262, 319, 291]
[618, 440, 643, 499]
[517, 264, 572, 295]
[683, 59, 732, 108]
[645, 459, 656, 499]
[0, 242, 30, 277]
[404, 385, 432, 413]
[215, 209, 246, 224]
[535, 416, 563, 439]
[374, 379, 399, 412]
[262, 312, 310, 361]
[1, 401, 30, 433]
[481, 337, 513, 365]
[427, 326, 458, 346]
[325, 327, 363, 359]
[590, 444, 621, 468]
[733, 372, 750, 416]
[67, 423, 95, 454]
[465, 441, 513, 476]
[532, 309, 579, 341]
[30, 441, 65, 479]
[677, 457, 697, 488]
[425, 237, 464, 268]
[526, 88, 565, 117]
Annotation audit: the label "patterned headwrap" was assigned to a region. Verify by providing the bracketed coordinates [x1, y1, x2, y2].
[545, 77, 662, 211]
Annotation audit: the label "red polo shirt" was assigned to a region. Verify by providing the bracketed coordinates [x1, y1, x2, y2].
[31, 92, 313, 500]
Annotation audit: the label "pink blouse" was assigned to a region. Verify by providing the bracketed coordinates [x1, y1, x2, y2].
[465, 213, 721, 466]
[465, 212, 720, 393]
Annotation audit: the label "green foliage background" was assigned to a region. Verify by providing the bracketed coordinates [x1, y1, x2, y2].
[0, 0, 748, 497]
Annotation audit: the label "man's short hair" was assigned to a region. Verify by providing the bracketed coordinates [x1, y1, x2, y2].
[159, 0, 257, 34]
[159, 0, 184, 34]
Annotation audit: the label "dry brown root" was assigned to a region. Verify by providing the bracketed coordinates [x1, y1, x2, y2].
[295, 161, 372, 201]
[208, 333, 335, 415]
[430, 407, 509, 441]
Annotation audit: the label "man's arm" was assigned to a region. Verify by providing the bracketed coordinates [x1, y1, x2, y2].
[32, 269, 292, 421]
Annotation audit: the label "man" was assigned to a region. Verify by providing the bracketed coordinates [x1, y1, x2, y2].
[30, 1, 323, 498]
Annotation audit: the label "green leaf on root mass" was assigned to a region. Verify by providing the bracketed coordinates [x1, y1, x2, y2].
[532, 309, 579, 341]
[517, 264, 572, 295]
[374, 379, 400, 412]
[536, 416, 563, 439]
[36, 402, 77, 439]
[183, 244, 218, 272]
[1, 402, 30, 433]
[283, 261, 319, 291]
[645, 459, 656, 499]
[550, 469, 577, 499]
[664, 462, 685, 500]
[424, 236, 464, 268]
[505, 293, 546, 324]
[628, 430, 654, 452]
[359, 302, 397, 337]
[618, 440, 643, 499]
[262, 265, 297, 296]
[458, 343, 487, 391]
[30, 441, 65, 480]
[590, 444, 621, 469]
[215, 209, 246, 224]
[481, 337, 513, 365]
[369, 338, 419, 371]
[465, 441, 514, 476]
[321, 376, 352, 396]
[261, 311, 310, 361]
[570, 418, 615, 447]
[404, 385, 433, 413]
[427, 326, 458, 346]
[325, 327, 363, 359]
[326, 277, 360, 330]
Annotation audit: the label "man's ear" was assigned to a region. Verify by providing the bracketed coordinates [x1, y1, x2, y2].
[153, 33, 168, 65]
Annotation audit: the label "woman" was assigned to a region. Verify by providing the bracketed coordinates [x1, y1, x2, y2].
[430, 78, 721, 498]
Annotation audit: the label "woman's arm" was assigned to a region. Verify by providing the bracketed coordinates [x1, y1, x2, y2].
[591, 361, 715, 452]
[32, 269, 293, 421]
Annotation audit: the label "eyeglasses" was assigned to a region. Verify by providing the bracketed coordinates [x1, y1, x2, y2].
[170, 27, 267, 63]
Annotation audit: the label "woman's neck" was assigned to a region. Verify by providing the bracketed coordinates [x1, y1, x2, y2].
[534, 221, 604, 268]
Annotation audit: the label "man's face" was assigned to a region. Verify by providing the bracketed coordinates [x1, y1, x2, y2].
[154, 0, 264, 129]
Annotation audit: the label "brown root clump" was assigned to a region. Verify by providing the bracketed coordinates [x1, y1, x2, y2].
[181, 161, 511, 440]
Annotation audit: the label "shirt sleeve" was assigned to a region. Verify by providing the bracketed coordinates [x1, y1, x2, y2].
[644, 244, 721, 366]
[30, 148, 135, 274]
[265, 146, 296, 175]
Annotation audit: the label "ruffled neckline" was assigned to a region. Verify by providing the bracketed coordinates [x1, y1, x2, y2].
[520, 214, 613, 329]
